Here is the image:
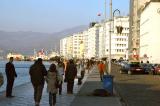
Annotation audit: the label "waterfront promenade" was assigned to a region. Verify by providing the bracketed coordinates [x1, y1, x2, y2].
[0, 66, 122, 106]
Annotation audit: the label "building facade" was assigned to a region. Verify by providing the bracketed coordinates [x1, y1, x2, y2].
[60, 38, 67, 57]
[72, 33, 84, 58]
[60, 17, 129, 60]
[105, 17, 129, 60]
[129, 0, 151, 61]
[86, 25, 99, 59]
[140, 1, 160, 63]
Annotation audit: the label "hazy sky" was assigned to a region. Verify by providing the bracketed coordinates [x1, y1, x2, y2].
[0, 0, 129, 33]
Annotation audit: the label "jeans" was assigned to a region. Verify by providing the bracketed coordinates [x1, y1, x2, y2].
[49, 92, 56, 106]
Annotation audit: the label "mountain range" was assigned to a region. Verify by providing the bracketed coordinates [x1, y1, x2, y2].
[0, 25, 88, 55]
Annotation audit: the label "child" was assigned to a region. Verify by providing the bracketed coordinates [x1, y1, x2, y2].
[46, 64, 59, 106]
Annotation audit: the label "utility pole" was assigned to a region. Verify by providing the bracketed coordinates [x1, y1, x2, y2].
[105, 0, 107, 19]
[103, 0, 107, 58]
[108, 0, 112, 74]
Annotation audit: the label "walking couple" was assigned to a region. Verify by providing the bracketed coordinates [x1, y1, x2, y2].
[29, 58, 64, 106]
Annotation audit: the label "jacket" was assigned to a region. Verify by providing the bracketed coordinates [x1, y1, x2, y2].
[29, 63, 47, 86]
[5, 62, 17, 80]
[98, 63, 105, 73]
[46, 71, 58, 94]
[65, 63, 77, 81]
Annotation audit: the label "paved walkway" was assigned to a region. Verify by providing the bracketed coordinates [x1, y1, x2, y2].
[0, 77, 85, 106]
[0, 66, 122, 106]
[70, 67, 122, 106]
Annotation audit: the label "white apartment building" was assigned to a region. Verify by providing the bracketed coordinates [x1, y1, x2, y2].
[72, 32, 84, 58]
[60, 38, 67, 57]
[140, 1, 160, 63]
[83, 30, 89, 59]
[98, 22, 106, 58]
[60, 35, 73, 59]
[66, 36, 73, 59]
[60, 17, 129, 60]
[86, 25, 99, 59]
[105, 16, 129, 60]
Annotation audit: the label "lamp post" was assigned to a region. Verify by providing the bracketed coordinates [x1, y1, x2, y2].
[113, 9, 121, 33]
[108, 0, 112, 74]
[102, 0, 107, 58]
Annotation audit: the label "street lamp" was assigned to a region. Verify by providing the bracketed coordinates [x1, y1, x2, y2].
[113, 9, 121, 33]
[108, 0, 112, 74]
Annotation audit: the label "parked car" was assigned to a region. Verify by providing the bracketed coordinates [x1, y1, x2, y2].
[119, 62, 144, 75]
[0, 72, 4, 87]
[140, 63, 155, 74]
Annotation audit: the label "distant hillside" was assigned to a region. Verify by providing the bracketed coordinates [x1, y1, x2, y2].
[0, 25, 88, 55]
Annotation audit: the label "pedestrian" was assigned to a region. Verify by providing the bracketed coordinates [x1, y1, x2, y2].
[57, 61, 64, 95]
[65, 59, 77, 94]
[5, 57, 17, 98]
[77, 60, 85, 85]
[29, 58, 47, 106]
[46, 63, 60, 106]
[98, 61, 105, 81]
[80, 60, 85, 79]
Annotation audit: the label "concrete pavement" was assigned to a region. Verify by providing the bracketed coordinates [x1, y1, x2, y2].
[70, 66, 122, 106]
[0, 66, 122, 106]
[0, 79, 83, 106]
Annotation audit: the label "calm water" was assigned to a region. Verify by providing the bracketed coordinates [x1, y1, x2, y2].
[0, 61, 51, 92]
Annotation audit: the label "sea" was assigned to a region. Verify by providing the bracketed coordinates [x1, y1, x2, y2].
[0, 60, 51, 92]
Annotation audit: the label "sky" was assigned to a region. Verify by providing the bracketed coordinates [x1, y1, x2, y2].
[0, 0, 129, 33]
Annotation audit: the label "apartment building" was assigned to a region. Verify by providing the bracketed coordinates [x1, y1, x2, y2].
[60, 38, 67, 57]
[105, 17, 129, 60]
[72, 32, 84, 58]
[83, 30, 89, 59]
[98, 22, 106, 58]
[129, 0, 151, 61]
[86, 24, 99, 59]
[140, 1, 160, 63]
[60, 17, 129, 60]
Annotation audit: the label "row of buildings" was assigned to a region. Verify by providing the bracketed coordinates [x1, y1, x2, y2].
[60, 0, 160, 63]
[60, 16, 129, 60]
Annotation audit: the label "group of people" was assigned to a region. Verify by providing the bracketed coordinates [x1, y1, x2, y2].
[5, 57, 105, 106]
[5, 57, 78, 106]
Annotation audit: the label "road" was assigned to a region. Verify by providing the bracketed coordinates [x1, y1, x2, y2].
[111, 63, 160, 106]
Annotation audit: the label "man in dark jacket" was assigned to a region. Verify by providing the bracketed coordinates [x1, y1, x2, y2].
[5, 57, 17, 98]
[65, 59, 77, 94]
[29, 58, 47, 106]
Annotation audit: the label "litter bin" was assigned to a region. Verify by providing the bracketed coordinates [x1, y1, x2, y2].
[102, 75, 114, 95]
